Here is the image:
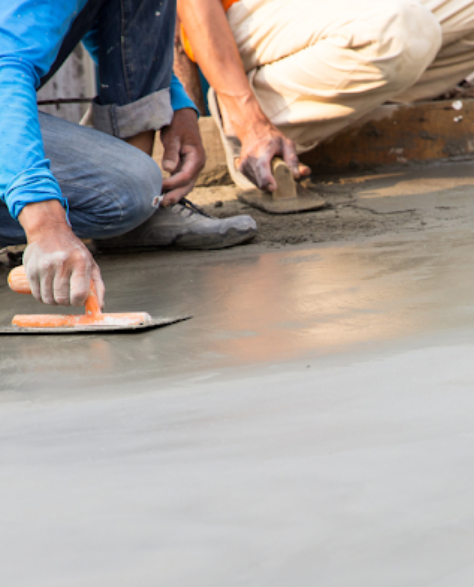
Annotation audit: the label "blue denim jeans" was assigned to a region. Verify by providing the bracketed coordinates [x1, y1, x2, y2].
[0, 0, 176, 248]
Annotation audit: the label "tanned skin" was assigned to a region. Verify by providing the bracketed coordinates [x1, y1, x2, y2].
[177, 0, 310, 191]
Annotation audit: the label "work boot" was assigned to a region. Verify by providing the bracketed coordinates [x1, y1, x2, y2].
[97, 198, 257, 250]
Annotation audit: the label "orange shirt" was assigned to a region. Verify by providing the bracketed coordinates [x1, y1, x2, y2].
[221, 0, 239, 9]
[181, 0, 240, 62]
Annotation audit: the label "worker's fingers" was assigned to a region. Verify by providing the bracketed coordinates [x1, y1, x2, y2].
[25, 249, 69, 306]
[241, 137, 311, 192]
[38, 262, 57, 305]
[22, 230, 99, 308]
[162, 135, 181, 174]
[281, 140, 302, 179]
[255, 157, 277, 192]
[91, 263, 105, 309]
[160, 109, 205, 205]
[298, 163, 311, 177]
[52, 264, 73, 306]
[238, 120, 314, 191]
[162, 146, 203, 205]
[162, 149, 199, 189]
[240, 132, 296, 191]
[162, 185, 193, 206]
[281, 139, 310, 178]
[240, 151, 277, 192]
[24, 259, 42, 304]
[69, 256, 92, 307]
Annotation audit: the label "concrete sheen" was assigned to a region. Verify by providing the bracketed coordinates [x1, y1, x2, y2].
[2, 228, 474, 585]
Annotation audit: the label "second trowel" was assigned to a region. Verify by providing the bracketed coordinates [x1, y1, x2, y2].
[237, 157, 326, 214]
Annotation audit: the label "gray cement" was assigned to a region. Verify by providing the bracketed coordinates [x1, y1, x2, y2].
[205, 159, 474, 246]
[2, 167, 474, 585]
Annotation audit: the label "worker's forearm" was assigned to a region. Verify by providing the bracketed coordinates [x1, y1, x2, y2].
[126, 130, 156, 157]
[177, 0, 269, 135]
[18, 200, 70, 241]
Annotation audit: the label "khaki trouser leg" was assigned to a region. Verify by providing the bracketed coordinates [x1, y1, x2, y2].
[228, 0, 474, 151]
[396, 0, 474, 101]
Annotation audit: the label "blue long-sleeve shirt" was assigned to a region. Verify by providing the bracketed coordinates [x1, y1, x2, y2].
[0, 1, 194, 220]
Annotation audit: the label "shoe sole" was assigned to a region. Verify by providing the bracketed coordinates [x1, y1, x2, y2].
[173, 226, 257, 250]
[95, 227, 256, 251]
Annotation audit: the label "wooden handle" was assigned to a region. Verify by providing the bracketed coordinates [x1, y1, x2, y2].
[271, 157, 297, 200]
[8, 265, 101, 316]
[271, 157, 285, 173]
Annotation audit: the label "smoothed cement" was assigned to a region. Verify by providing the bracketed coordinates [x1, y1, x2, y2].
[3, 172, 474, 584]
[201, 159, 474, 245]
[3, 227, 474, 393]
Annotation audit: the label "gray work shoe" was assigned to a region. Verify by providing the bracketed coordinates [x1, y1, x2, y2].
[98, 198, 257, 250]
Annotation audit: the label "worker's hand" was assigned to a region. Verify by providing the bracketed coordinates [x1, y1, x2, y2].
[160, 108, 206, 205]
[18, 201, 105, 307]
[238, 119, 311, 192]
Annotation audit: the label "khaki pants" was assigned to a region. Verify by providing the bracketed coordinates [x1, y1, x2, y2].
[227, 0, 474, 151]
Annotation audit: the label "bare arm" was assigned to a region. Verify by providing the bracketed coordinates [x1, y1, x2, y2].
[177, 0, 309, 190]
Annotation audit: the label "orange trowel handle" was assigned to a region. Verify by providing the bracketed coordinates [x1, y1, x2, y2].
[8, 266, 102, 317]
[7, 266, 30, 294]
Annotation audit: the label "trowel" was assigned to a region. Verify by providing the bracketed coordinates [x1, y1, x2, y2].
[237, 157, 326, 214]
[0, 266, 190, 334]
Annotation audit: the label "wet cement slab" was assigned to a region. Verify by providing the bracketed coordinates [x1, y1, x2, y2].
[352, 159, 474, 214]
[3, 224, 474, 584]
[4, 225, 474, 393]
[202, 159, 474, 246]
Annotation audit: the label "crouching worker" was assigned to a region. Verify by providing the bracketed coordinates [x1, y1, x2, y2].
[0, 0, 257, 307]
[179, 0, 474, 192]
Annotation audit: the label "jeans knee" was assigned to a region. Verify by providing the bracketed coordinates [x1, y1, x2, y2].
[70, 147, 163, 240]
[112, 149, 162, 233]
[373, 1, 442, 92]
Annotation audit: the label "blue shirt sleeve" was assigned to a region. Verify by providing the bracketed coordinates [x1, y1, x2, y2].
[170, 73, 199, 115]
[0, 1, 88, 220]
[82, 28, 99, 65]
[0, 2, 198, 222]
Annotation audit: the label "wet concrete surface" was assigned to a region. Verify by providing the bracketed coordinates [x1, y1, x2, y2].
[205, 159, 474, 246]
[353, 160, 474, 215]
[4, 226, 474, 393]
[3, 181, 474, 584]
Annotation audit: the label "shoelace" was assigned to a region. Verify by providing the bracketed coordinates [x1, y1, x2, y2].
[178, 197, 213, 219]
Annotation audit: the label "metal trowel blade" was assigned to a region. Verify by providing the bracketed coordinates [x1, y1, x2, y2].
[238, 185, 326, 214]
[0, 315, 191, 335]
